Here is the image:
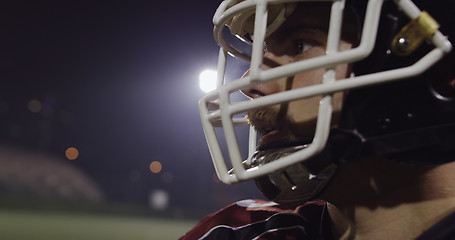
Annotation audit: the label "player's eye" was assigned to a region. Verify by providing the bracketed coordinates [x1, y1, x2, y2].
[296, 40, 314, 54]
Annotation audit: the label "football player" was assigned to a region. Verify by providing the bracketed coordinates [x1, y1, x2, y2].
[182, 0, 455, 239]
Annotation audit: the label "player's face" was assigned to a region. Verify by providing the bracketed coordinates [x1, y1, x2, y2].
[243, 3, 355, 150]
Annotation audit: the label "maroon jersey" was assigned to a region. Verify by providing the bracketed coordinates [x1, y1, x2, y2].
[179, 199, 331, 240]
[180, 199, 455, 240]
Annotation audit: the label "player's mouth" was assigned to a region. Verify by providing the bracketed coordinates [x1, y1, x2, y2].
[247, 108, 312, 150]
[251, 121, 311, 151]
[256, 125, 285, 148]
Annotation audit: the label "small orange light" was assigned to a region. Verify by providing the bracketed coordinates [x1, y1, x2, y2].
[149, 161, 162, 173]
[65, 147, 79, 160]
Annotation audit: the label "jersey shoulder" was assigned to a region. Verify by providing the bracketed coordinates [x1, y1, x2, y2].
[179, 199, 327, 240]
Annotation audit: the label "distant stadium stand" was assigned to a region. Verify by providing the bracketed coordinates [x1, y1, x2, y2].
[0, 144, 104, 203]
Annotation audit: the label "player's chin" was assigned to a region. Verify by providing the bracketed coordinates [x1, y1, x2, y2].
[258, 134, 312, 151]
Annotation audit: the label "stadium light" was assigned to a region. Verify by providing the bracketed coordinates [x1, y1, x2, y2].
[199, 69, 217, 93]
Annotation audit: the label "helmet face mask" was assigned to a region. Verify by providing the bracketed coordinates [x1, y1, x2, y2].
[199, 0, 453, 204]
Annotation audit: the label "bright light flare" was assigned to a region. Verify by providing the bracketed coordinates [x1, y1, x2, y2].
[199, 69, 217, 93]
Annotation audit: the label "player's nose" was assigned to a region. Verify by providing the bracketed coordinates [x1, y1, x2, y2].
[240, 52, 291, 99]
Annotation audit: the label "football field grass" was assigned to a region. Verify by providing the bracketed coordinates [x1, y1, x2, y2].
[0, 209, 198, 240]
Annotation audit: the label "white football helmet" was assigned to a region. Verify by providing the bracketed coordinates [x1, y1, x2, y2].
[199, 0, 453, 204]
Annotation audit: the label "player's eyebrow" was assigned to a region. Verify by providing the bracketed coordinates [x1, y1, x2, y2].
[289, 26, 328, 38]
[266, 25, 328, 44]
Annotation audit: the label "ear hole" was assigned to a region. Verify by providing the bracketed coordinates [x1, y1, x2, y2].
[429, 54, 455, 103]
[430, 78, 455, 101]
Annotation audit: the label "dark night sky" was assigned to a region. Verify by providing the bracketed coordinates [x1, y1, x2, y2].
[0, 1, 262, 218]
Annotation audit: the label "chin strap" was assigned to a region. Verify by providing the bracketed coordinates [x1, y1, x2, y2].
[251, 146, 337, 206]
[332, 122, 455, 166]
[252, 122, 455, 205]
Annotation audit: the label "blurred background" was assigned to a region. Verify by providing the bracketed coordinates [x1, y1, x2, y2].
[0, 0, 262, 239]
